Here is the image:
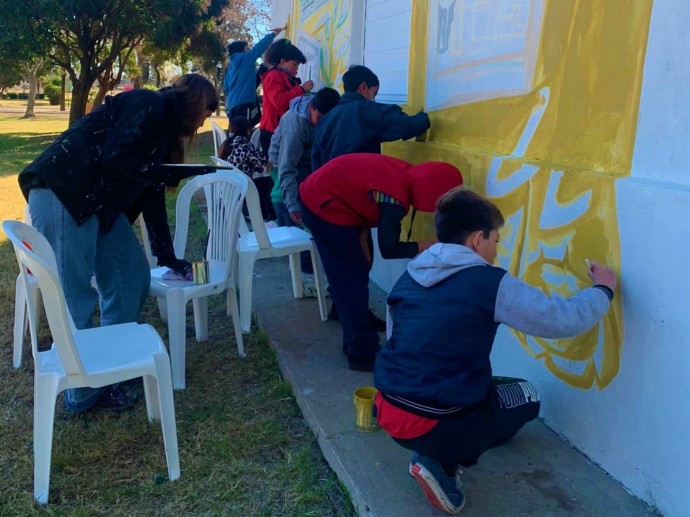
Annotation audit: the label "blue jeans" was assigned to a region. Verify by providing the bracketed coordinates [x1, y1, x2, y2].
[29, 189, 151, 412]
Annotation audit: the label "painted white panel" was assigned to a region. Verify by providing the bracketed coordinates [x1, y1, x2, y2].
[270, 0, 292, 28]
[631, 0, 690, 186]
[425, 0, 544, 110]
[363, 0, 412, 104]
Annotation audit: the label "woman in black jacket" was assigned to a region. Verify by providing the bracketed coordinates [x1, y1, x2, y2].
[18, 73, 218, 413]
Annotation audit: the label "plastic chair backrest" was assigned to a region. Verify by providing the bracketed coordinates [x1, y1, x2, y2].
[136, 215, 157, 267]
[250, 128, 261, 151]
[210, 121, 228, 157]
[2, 221, 85, 376]
[209, 156, 256, 237]
[171, 172, 248, 280]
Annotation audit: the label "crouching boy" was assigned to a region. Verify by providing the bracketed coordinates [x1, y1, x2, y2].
[373, 188, 618, 514]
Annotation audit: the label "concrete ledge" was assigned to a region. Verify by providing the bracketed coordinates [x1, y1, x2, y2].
[252, 257, 656, 516]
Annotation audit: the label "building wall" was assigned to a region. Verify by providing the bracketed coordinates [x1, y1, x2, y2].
[273, 1, 689, 514]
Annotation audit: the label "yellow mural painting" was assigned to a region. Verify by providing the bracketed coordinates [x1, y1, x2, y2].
[291, 0, 653, 389]
[288, 0, 352, 89]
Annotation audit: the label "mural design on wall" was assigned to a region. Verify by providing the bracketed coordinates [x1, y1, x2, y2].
[426, 0, 545, 110]
[406, 0, 651, 389]
[291, 0, 352, 89]
[487, 87, 623, 389]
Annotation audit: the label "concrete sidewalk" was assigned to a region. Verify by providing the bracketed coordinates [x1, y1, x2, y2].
[251, 257, 656, 516]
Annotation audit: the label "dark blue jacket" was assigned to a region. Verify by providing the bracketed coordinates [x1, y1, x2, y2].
[374, 265, 507, 418]
[311, 92, 430, 170]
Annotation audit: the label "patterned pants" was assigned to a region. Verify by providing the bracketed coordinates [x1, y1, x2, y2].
[394, 377, 540, 470]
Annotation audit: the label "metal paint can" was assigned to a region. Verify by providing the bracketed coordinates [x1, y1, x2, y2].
[192, 259, 209, 284]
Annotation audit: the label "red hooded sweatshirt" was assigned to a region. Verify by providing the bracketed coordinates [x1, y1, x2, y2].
[299, 153, 463, 227]
[259, 67, 304, 133]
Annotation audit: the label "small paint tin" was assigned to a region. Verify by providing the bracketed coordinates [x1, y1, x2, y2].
[192, 259, 209, 284]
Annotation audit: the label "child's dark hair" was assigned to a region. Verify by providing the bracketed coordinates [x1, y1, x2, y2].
[342, 65, 379, 92]
[312, 87, 341, 115]
[266, 39, 306, 65]
[229, 116, 251, 137]
[435, 188, 505, 245]
[227, 40, 248, 57]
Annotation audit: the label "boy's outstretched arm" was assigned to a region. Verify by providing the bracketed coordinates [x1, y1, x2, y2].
[494, 262, 617, 338]
[376, 105, 431, 143]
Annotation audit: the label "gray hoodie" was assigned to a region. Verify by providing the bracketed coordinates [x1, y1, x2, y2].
[268, 95, 314, 213]
[405, 243, 612, 339]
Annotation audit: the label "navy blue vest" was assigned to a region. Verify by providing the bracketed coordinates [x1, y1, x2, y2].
[374, 265, 507, 417]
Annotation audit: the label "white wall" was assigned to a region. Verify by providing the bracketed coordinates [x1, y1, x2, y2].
[486, 2, 690, 515]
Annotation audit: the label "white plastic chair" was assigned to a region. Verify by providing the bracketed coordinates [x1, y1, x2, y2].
[210, 157, 328, 333]
[2, 220, 180, 505]
[210, 120, 228, 157]
[13, 205, 41, 368]
[250, 128, 261, 151]
[149, 172, 248, 389]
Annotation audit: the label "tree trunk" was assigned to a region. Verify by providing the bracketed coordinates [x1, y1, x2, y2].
[60, 72, 66, 112]
[22, 66, 39, 119]
[141, 60, 150, 85]
[93, 70, 112, 110]
[69, 77, 93, 126]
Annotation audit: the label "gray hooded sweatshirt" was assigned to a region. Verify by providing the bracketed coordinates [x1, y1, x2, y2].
[404, 243, 612, 339]
[268, 95, 314, 213]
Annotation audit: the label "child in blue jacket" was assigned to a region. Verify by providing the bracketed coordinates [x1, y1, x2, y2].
[374, 188, 618, 514]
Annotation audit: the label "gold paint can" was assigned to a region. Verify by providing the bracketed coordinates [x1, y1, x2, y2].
[192, 259, 209, 284]
[353, 387, 378, 432]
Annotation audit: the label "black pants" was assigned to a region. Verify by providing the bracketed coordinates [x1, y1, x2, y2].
[394, 377, 540, 471]
[255, 129, 276, 221]
[302, 204, 379, 358]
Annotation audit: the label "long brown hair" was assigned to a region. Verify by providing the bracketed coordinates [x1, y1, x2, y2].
[164, 73, 219, 163]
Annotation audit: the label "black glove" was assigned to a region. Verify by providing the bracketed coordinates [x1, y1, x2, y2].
[158, 255, 192, 276]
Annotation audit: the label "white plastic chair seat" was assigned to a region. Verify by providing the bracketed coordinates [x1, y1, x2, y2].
[38, 323, 168, 385]
[238, 226, 315, 254]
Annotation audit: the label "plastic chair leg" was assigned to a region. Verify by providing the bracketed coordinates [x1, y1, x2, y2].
[166, 290, 187, 390]
[238, 253, 256, 333]
[157, 297, 168, 324]
[227, 288, 245, 357]
[153, 352, 181, 481]
[192, 296, 209, 342]
[311, 246, 329, 322]
[289, 253, 303, 298]
[143, 373, 161, 421]
[13, 275, 26, 368]
[33, 376, 60, 504]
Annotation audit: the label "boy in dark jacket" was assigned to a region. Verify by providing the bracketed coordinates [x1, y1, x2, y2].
[374, 189, 618, 514]
[311, 65, 430, 170]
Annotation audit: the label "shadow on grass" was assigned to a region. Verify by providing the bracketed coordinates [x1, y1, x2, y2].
[0, 132, 62, 178]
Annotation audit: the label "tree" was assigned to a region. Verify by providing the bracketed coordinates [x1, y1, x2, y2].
[0, 56, 23, 97]
[0, 0, 230, 125]
[21, 58, 45, 118]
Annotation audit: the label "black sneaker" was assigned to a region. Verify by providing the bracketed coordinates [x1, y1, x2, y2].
[328, 302, 339, 321]
[410, 454, 465, 514]
[91, 385, 137, 413]
[347, 355, 377, 372]
[369, 310, 386, 332]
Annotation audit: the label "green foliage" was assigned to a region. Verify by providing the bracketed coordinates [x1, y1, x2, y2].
[141, 83, 158, 91]
[43, 82, 61, 105]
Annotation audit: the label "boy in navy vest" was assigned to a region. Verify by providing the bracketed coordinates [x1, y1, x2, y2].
[374, 188, 618, 514]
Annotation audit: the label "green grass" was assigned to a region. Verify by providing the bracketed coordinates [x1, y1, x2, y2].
[0, 111, 353, 515]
